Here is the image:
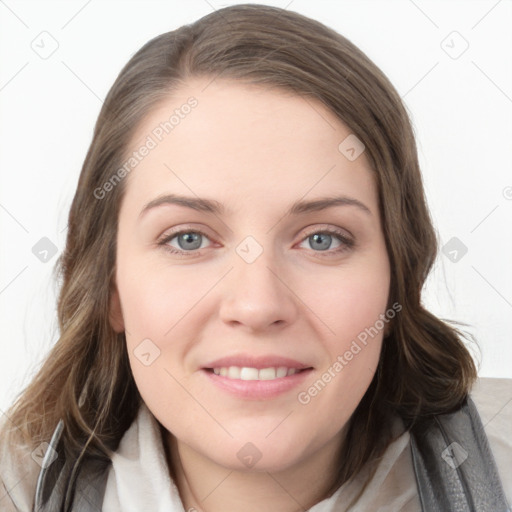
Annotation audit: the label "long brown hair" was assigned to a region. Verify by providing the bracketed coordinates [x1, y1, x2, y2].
[1, 3, 477, 497]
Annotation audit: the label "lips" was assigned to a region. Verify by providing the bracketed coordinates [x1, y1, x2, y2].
[203, 354, 312, 371]
[201, 354, 314, 399]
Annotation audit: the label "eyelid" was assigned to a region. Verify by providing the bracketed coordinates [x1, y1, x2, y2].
[300, 223, 353, 241]
[157, 223, 213, 241]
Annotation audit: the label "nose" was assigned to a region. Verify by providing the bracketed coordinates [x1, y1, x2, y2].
[218, 246, 299, 333]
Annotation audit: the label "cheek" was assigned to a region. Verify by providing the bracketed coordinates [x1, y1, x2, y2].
[296, 258, 389, 405]
[116, 254, 213, 406]
[117, 257, 196, 339]
[302, 257, 390, 343]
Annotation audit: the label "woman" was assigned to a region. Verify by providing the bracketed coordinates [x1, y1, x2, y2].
[1, 4, 510, 511]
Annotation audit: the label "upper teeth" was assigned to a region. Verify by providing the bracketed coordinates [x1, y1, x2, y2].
[212, 366, 298, 380]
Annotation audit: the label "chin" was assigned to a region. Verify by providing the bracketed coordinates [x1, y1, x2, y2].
[200, 434, 318, 474]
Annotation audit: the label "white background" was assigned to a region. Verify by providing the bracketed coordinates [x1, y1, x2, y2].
[1, 0, 511, 412]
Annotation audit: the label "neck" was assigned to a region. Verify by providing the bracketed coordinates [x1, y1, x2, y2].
[167, 431, 345, 512]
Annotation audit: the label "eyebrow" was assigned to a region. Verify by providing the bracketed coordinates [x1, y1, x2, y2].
[139, 193, 372, 218]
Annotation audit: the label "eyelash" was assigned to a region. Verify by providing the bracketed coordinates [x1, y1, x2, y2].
[157, 226, 355, 259]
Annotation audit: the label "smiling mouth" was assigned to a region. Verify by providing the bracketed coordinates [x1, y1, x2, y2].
[205, 366, 312, 381]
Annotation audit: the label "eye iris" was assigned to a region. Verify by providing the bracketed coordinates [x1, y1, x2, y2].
[310, 233, 331, 251]
[178, 232, 202, 250]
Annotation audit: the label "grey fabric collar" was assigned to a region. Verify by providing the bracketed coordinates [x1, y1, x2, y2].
[33, 397, 509, 511]
[410, 396, 509, 511]
[34, 421, 110, 512]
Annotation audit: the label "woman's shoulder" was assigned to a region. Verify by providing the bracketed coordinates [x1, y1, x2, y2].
[470, 376, 512, 419]
[470, 376, 512, 448]
[0, 416, 42, 512]
[325, 377, 512, 512]
[470, 376, 512, 506]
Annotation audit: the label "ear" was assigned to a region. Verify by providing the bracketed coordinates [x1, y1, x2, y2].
[109, 282, 125, 333]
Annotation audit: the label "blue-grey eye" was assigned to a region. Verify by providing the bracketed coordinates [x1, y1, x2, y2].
[177, 232, 203, 250]
[308, 233, 333, 251]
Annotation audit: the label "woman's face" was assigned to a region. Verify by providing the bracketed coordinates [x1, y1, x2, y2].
[110, 78, 391, 473]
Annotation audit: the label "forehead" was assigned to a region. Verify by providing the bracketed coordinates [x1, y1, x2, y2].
[122, 78, 378, 217]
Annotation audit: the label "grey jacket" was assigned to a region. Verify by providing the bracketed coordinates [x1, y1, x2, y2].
[33, 397, 509, 511]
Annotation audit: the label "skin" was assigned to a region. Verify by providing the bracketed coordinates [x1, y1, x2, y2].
[109, 77, 391, 511]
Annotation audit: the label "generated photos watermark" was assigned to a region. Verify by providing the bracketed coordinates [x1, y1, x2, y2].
[297, 302, 402, 405]
[94, 97, 198, 200]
